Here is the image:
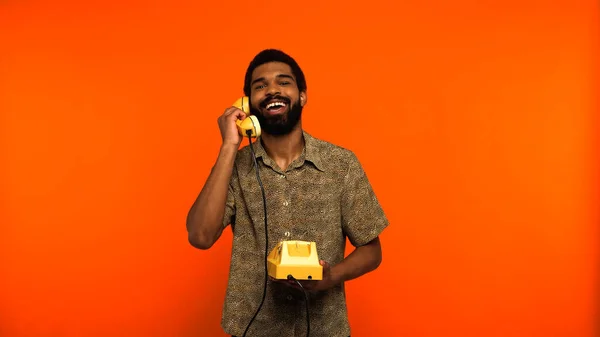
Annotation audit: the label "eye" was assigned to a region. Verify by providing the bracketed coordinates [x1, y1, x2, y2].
[254, 84, 265, 90]
[280, 81, 290, 85]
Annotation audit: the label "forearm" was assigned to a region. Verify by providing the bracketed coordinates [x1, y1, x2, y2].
[186, 144, 238, 249]
[331, 237, 382, 284]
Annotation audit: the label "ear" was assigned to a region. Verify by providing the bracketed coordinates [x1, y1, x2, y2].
[300, 91, 307, 107]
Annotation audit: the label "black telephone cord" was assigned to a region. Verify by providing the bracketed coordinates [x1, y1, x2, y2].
[241, 129, 311, 337]
[242, 130, 269, 337]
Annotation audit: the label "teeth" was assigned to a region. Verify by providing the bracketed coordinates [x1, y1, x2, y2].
[266, 102, 286, 109]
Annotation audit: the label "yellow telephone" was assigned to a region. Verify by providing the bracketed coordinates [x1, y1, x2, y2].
[267, 240, 323, 281]
[232, 96, 261, 138]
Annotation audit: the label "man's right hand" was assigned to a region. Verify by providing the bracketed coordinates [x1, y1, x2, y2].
[187, 106, 245, 250]
[218, 106, 246, 147]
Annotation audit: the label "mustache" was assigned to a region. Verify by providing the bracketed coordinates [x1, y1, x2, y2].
[260, 95, 291, 108]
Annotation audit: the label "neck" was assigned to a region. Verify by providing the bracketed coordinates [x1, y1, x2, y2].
[260, 123, 304, 171]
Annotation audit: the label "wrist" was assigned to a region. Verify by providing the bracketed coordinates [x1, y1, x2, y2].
[214, 143, 239, 169]
[329, 264, 346, 286]
[220, 143, 239, 154]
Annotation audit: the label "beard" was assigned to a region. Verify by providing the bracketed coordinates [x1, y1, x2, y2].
[250, 97, 303, 136]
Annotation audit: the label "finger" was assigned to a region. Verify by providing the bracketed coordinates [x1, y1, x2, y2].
[298, 280, 313, 288]
[222, 110, 246, 123]
[286, 278, 305, 287]
[222, 106, 241, 116]
[228, 110, 247, 121]
[276, 280, 301, 290]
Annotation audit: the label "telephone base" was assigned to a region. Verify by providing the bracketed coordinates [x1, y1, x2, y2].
[267, 240, 323, 281]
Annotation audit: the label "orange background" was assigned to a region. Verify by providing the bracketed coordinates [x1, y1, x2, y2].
[1, 1, 598, 336]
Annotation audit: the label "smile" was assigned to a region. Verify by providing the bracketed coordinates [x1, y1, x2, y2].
[266, 101, 287, 110]
[261, 97, 290, 115]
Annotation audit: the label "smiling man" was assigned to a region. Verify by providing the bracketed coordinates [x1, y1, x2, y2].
[186, 49, 389, 337]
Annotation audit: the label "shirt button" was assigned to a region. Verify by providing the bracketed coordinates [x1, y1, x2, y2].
[283, 201, 289, 206]
[286, 295, 293, 301]
[280, 174, 286, 179]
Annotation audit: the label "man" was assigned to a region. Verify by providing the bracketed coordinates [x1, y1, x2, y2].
[186, 49, 389, 337]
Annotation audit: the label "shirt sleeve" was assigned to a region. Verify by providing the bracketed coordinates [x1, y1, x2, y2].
[341, 152, 389, 247]
[222, 166, 237, 228]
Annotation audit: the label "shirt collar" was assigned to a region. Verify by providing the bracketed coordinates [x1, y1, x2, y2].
[246, 130, 325, 174]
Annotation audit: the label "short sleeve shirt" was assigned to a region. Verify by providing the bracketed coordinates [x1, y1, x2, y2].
[220, 131, 389, 337]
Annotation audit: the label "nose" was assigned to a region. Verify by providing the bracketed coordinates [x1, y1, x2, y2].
[266, 82, 281, 95]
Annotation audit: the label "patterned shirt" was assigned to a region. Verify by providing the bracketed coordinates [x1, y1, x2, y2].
[220, 131, 389, 337]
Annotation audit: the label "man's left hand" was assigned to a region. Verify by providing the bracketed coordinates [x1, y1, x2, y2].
[296, 260, 338, 292]
[269, 260, 340, 292]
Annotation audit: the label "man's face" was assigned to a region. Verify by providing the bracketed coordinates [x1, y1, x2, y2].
[249, 61, 306, 136]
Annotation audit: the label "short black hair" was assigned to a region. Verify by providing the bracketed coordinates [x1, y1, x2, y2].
[243, 49, 307, 97]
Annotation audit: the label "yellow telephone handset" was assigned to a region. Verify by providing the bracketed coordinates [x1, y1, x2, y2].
[232, 96, 261, 138]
